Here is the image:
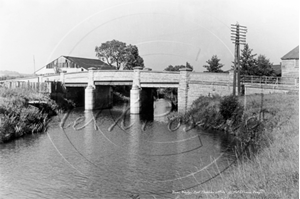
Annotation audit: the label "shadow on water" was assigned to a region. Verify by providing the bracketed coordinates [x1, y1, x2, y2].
[0, 132, 45, 151]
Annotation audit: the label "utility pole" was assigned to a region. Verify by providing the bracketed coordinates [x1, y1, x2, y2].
[231, 22, 247, 96]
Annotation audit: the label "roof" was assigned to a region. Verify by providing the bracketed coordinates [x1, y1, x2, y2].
[271, 64, 281, 76]
[64, 56, 116, 70]
[281, 46, 299, 60]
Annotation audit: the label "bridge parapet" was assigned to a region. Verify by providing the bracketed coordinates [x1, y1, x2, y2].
[140, 71, 180, 84]
[93, 70, 134, 82]
[189, 72, 232, 83]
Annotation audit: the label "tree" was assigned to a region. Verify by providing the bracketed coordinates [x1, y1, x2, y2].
[203, 55, 224, 72]
[186, 62, 193, 71]
[239, 44, 257, 75]
[95, 40, 144, 70]
[164, 62, 193, 71]
[255, 55, 275, 76]
[239, 44, 275, 76]
[123, 45, 144, 70]
[95, 40, 126, 70]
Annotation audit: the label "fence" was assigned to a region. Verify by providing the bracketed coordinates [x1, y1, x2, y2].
[241, 75, 299, 87]
[1, 81, 52, 93]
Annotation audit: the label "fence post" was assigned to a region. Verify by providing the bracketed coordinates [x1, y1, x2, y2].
[265, 76, 267, 84]
[260, 77, 261, 85]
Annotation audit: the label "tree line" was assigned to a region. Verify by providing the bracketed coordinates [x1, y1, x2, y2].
[95, 40, 276, 76]
[201, 44, 276, 76]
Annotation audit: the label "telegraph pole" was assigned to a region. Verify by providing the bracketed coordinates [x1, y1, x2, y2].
[231, 22, 247, 96]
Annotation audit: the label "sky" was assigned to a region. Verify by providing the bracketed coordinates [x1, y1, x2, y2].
[0, 0, 299, 74]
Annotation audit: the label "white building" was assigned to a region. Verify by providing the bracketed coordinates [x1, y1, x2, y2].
[35, 56, 115, 75]
[281, 46, 299, 78]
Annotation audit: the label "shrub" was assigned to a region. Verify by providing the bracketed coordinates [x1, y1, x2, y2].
[219, 95, 241, 120]
[0, 87, 57, 143]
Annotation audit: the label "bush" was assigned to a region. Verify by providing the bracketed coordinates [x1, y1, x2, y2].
[178, 94, 264, 139]
[0, 87, 58, 143]
[219, 95, 241, 120]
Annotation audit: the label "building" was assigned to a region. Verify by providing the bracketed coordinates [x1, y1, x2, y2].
[271, 64, 281, 77]
[281, 46, 299, 78]
[35, 56, 115, 75]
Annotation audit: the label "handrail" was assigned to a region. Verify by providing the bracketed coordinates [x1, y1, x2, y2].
[241, 75, 299, 86]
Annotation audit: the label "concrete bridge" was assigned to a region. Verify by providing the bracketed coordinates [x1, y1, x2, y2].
[1, 67, 298, 114]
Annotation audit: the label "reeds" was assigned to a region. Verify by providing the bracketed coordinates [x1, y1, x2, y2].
[0, 87, 58, 143]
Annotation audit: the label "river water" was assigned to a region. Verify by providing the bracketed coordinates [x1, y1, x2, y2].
[0, 99, 236, 199]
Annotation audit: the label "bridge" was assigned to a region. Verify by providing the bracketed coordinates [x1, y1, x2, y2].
[1, 67, 298, 114]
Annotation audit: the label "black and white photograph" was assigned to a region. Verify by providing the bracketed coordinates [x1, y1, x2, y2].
[0, 0, 299, 198]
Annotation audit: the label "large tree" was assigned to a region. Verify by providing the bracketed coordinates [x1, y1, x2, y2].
[95, 40, 144, 70]
[255, 55, 275, 76]
[203, 55, 224, 72]
[238, 44, 275, 76]
[123, 45, 144, 70]
[164, 62, 193, 71]
[239, 44, 257, 75]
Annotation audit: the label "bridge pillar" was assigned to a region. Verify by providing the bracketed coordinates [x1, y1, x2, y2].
[130, 66, 143, 114]
[178, 67, 192, 113]
[85, 68, 95, 110]
[60, 71, 66, 84]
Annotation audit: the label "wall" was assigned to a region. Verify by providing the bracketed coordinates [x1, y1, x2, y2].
[281, 59, 299, 77]
[178, 71, 233, 113]
[187, 83, 232, 108]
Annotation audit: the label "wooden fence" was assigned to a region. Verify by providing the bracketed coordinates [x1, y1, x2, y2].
[1, 81, 52, 93]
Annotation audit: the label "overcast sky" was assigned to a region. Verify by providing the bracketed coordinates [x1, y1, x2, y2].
[0, 0, 299, 73]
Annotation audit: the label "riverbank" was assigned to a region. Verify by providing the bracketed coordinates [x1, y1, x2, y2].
[181, 93, 298, 198]
[0, 87, 59, 143]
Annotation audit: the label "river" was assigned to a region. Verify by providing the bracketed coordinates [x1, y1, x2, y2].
[0, 99, 236, 199]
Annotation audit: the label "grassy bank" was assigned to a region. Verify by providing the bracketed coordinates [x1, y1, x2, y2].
[180, 93, 298, 198]
[0, 87, 58, 143]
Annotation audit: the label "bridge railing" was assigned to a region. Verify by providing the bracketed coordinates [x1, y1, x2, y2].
[241, 75, 299, 87]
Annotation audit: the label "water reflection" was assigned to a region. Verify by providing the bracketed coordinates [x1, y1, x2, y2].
[83, 110, 95, 155]
[0, 99, 237, 198]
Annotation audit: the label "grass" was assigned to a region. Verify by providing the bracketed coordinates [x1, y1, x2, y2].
[0, 87, 59, 143]
[185, 93, 299, 199]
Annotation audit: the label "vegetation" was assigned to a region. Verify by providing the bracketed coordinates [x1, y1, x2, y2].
[203, 55, 224, 72]
[0, 87, 58, 143]
[179, 94, 258, 140]
[164, 62, 193, 71]
[174, 93, 298, 198]
[219, 95, 241, 120]
[95, 40, 144, 70]
[239, 44, 276, 76]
